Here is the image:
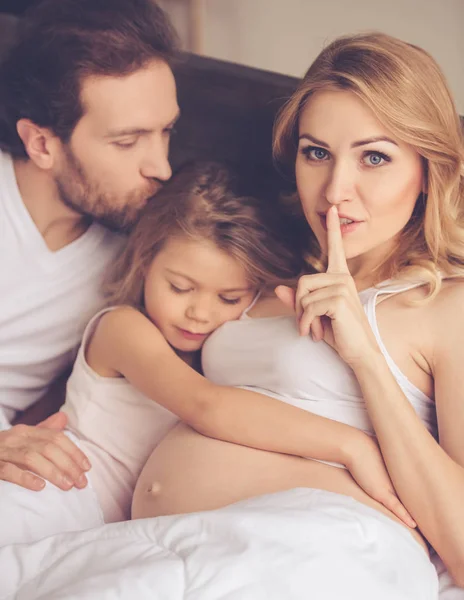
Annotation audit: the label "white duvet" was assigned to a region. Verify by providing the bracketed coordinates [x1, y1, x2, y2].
[1, 488, 461, 600]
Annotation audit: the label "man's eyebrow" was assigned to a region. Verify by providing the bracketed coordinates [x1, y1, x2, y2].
[298, 133, 398, 148]
[105, 128, 153, 138]
[105, 111, 181, 139]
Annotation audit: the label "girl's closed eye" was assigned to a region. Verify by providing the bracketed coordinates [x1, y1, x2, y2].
[300, 146, 330, 162]
[170, 283, 192, 294]
[219, 296, 242, 306]
[362, 150, 391, 167]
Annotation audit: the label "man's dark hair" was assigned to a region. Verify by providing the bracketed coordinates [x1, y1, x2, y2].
[0, 0, 179, 158]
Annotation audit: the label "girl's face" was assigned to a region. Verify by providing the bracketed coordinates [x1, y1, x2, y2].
[295, 89, 424, 273]
[144, 236, 256, 353]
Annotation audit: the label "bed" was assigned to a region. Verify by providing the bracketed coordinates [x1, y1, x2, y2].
[0, 14, 463, 596]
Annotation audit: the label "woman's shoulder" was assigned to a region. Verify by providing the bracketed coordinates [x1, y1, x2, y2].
[433, 277, 464, 309]
[379, 277, 464, 338]
[425, 277, 464, 348]
[386, 276, 464, 307]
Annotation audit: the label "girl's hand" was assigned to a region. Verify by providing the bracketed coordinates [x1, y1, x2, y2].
[275, 206, 379, 366]
[345, 433, 416, 529]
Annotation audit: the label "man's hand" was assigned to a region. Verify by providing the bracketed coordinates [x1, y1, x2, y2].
[0, 413, 91, 491]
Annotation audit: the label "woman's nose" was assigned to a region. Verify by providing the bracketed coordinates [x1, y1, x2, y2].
[324, 161, 355, 205]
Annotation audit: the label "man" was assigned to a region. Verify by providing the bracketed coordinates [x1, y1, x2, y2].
[0, 0, 180, 491]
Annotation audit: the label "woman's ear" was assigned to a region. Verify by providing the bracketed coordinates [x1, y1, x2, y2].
[16, 119, 57, 170]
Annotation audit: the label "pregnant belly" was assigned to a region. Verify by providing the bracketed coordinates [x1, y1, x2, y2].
[132, 423, 427, 553]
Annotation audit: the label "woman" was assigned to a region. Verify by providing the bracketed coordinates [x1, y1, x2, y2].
[132, 33, 464, 596]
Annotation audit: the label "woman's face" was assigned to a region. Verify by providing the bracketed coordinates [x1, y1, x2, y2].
[295, 89, 424, 268]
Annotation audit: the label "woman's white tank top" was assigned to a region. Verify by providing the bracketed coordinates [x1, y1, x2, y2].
[202, 280, 437, 441]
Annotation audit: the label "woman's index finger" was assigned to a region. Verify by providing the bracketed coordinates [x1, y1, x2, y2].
[326, 206, 349, 274]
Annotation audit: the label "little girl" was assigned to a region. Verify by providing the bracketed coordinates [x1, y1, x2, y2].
[0, 162, 408, 545]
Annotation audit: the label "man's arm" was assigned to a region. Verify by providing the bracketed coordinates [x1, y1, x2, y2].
[0, 368, 90, 491]
[0, 413, 90, 491]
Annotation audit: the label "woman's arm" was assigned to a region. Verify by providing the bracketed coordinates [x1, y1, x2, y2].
[352, 285, 464, 586]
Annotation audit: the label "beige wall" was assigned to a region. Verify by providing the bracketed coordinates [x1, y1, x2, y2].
[161, 0, 464, 114]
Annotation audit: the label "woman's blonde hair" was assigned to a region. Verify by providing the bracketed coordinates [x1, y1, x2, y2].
[105, 161, 305, 310]
[274, 32, 464, 296]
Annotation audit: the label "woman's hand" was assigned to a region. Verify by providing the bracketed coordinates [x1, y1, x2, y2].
[0, 412, 90, 491]
[276, 206, 379, 366]
[345, 433, 416, 529]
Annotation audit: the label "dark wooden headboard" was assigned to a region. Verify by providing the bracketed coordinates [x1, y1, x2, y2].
[171, 53, 298, 198]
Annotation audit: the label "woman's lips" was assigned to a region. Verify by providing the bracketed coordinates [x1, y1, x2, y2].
[318, 213, 363, 235]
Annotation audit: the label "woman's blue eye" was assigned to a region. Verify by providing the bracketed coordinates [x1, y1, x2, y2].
[301, 146, 329, 161]
[364, 151, 390, 166]
[313, 148, 327, 159]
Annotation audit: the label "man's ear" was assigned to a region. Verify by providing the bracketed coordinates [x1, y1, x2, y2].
[16, 119, 58, 169]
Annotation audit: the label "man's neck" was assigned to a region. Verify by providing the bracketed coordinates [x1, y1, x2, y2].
[13, 158, 90, 252]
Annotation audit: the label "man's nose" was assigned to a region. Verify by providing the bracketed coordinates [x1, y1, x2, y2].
[140, 140, 172, 182]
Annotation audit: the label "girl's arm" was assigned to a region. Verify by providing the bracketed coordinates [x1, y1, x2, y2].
[89, 306, 360, 463]
[351, 285, 464, 586]
[88, 306, 412, 523]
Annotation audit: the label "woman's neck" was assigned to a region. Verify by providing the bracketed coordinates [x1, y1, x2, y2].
[348, 239, 397, 291]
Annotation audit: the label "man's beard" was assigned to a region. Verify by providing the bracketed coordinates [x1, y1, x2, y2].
[55, 145, 157, 233]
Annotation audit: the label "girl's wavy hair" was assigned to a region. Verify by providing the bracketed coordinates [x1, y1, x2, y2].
[273, 32, 464, 298]
[105, 161, 306, 310]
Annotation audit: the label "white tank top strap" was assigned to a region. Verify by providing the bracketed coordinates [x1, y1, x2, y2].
[360, 280, 433, 407]
[360, 278, 428, 310]
[78, 305, 119, 357]
[240, 290, 262, 319]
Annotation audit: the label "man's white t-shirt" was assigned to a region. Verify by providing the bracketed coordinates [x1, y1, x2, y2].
[0, 150, 123, 426]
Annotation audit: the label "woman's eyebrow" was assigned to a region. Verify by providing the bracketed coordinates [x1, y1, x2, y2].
[351, 136, 398, 148]
[299, 133, 329, 147]
[299, 132, 399, 149]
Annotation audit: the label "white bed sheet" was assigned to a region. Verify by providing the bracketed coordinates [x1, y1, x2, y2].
[1, 488, 460, 600]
